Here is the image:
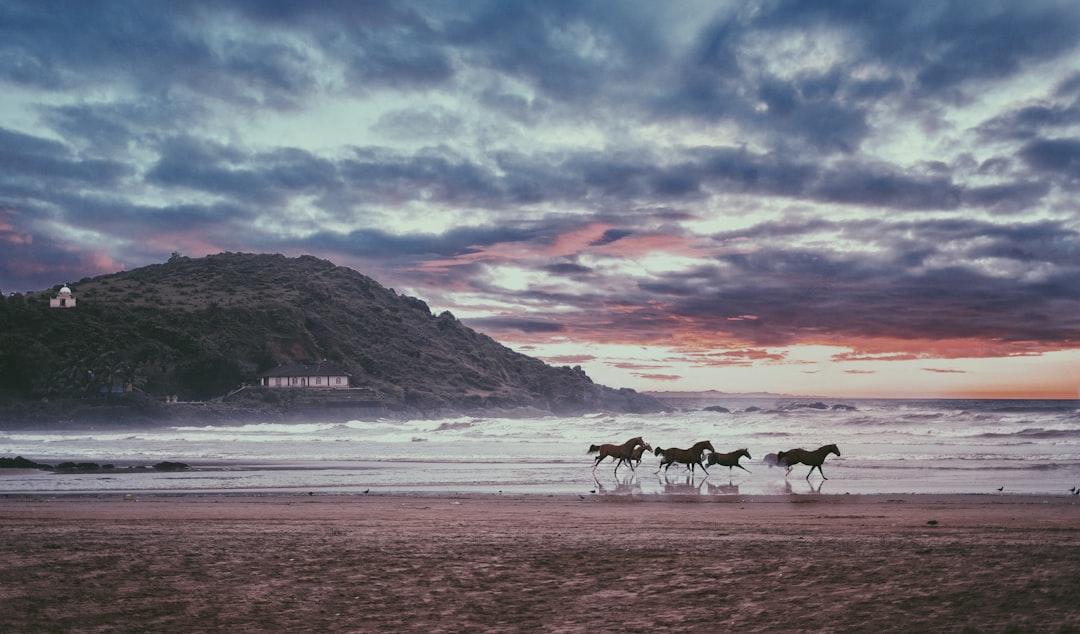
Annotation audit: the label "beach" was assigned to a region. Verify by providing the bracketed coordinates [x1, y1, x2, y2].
[3, 492, 1078, 632]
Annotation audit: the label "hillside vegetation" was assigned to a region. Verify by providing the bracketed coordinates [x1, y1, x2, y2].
[0, 253, 664, 423]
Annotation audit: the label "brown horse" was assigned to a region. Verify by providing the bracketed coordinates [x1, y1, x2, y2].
[776, 444, 841, 480]
[654, 440, 716, 475]
[588, 436, 646, 475]
[705, 448, 752, 472]
[622, 442, 653, 470]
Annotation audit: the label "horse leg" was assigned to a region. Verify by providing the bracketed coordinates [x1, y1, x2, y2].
[736, 464, 751, 473]
[817, 464, 828, 480]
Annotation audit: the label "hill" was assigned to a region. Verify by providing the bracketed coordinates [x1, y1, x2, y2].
[0, 253, 665, 423]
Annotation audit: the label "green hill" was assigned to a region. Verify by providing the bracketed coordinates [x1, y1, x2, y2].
[0, 253, 664, 423]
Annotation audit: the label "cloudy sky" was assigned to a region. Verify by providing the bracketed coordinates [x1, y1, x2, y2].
[2, 1, 1079, 399]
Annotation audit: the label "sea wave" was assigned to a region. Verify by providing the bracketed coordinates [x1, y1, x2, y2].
[975, 428, 1080, 440]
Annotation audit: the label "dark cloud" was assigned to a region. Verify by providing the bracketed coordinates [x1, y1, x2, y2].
[445, 2, 664, 102]
[590, 229, 633, 247]
[0, 2, 315, 107]
[145, 137, 343, 205]
[975, 91, 1080, 144]
[0, 127, 129, 185]
[811, 162, 963, 210]
[543, 262, 593, 276]
[962, 182, 1050, 212]
[300, 223, 554, 261]
[464, 317, 566, 335]
[1019, 138, 1080, 182]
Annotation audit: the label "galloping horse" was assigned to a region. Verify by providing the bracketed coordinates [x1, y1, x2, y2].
[624, 443, 653, 470]
[588, 437, 646, 475]
[705, 448, 752, 472]
[654, 440, 716, 475]
[776, 444, 841, 480]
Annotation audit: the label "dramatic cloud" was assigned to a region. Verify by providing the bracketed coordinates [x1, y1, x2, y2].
[2, 0, 1079, 397]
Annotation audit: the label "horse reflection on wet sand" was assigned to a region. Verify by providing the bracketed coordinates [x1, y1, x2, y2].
[654, 440, 715, 475]
[593, 475, 643, 495]
[777, 444, 841, 480]
[587, 436, 646, 475]
[705, 448, 752, 473]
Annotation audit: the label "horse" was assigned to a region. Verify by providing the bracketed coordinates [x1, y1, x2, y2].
[654, 440, 716, 475]
[776, 444, 841, 480]
[704, 448, 752, 472]
[587, 437, 646, 475]
[622, 442, 653, 470]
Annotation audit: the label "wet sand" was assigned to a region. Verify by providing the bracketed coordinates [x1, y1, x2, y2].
[2, 493, 1079, 632]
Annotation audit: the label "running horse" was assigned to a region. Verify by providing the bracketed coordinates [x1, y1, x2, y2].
[705, 448, 752, 473]
[654, 440, 716, 475]
[588, 436, 647, 475]
[626, 443, 653, 470]
[776, 444, 841, 480]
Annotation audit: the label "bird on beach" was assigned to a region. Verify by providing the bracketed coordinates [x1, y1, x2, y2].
[997, 486, 1004, 492]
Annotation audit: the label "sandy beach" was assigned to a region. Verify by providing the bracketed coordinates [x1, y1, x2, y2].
[2, 493, 1078, 633]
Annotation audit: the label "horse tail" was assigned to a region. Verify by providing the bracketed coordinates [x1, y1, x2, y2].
[587, 444, 600, 455]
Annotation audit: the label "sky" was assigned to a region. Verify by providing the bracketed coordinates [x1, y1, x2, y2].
[2, 0, 1079, 399]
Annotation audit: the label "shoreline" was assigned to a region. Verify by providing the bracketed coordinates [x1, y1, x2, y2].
[3, 492, 1079, 632]
[3, 488, 1078, 501]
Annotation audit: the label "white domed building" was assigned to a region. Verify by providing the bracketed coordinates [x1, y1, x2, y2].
[50, 285, 77, 308]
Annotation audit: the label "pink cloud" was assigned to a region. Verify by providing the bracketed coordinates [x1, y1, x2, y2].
[635, 373, 682, 381]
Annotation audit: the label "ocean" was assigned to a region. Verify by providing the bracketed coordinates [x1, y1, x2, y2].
[2, 398, 1079, 497]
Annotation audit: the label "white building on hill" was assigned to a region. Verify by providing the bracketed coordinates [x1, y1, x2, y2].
[50, 285, 76, 308]
[258, 362, 351, 389]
